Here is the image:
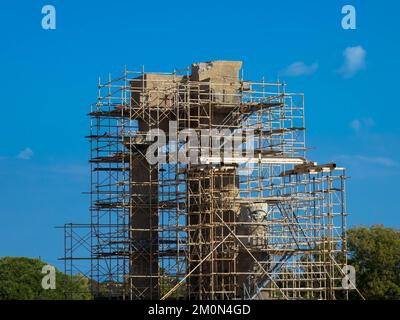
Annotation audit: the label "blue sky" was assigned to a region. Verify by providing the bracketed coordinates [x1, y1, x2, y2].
[0, 0, 399, 268]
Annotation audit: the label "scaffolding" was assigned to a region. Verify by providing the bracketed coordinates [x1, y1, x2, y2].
[62, 61, 351, 300]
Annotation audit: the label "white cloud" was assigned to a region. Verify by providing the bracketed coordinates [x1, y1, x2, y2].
[337, 154, 397, 168]
[17, 147, 34, 160]
[349, 117, 375, 135]
[350, 119, 361, 131]
[338, 46, 366, 78]
[279, 61, 318, 77]
[335, 154, 398, 179]
[355, 155, 397, 167]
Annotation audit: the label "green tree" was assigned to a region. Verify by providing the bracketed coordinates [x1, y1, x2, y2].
[0, 257, 91, 300]
[348, 225, 400, 300]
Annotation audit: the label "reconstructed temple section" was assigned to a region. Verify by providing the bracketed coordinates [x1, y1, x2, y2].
[63, 61, 351, 300]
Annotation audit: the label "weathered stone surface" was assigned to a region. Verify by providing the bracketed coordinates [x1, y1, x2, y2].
[191, 61, 242, 82]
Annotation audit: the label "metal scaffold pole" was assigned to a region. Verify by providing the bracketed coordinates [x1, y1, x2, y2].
[62, 61, 355, 300]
